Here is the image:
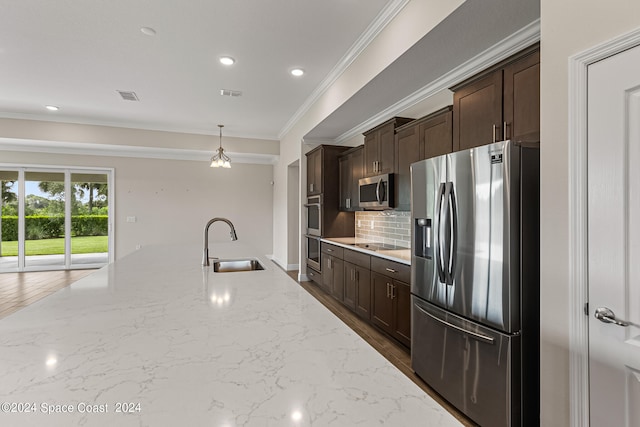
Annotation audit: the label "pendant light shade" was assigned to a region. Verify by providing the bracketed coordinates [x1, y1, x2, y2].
[210, 124, 231, 168]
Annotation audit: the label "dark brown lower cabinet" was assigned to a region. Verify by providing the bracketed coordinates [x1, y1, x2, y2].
[371, 272, 411, 348]
[344, 262, 372, 320]
[322, 254, 344, 301]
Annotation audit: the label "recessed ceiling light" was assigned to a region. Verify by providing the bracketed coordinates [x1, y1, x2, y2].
[45, 105, 59, 111]
[219, 56, 235, 66]
[140, 27, 156, 36]
[290, 68, 305, 77]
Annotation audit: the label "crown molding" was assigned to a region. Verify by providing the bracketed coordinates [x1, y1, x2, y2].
[335, 19, 541, 143]
[277, 0, 410, 140]
[0, 137, 279, 165]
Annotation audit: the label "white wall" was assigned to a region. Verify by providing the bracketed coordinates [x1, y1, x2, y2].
[0, 120, 275, 259]
[539, 1, 640, 425]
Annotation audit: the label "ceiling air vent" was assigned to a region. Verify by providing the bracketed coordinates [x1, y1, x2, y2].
[220, 89, 242, 97]
[117, 90, 139, 101]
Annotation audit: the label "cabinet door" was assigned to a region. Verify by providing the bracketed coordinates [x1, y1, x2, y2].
[377, 123, 396, 174]
[355, 266, 371, 320]
[453, 70, 503, 151]
[339, 155, 350, 211]
[395, 124, 420, 211]
[371, 272, 393, 334]
[421, 109, 453, 160]
[364, 132, 379, 177]
[503, 50, 540, 144]
[350, 146, 364, 210]
[306, 149, 322, 195]
[321, 255, 333, 294]
[330, 257, 344, 301]
[343, 262, 357, 310]
[393, 280, 411, 348]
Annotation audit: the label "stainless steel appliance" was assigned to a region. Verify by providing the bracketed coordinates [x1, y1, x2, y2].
[358, 173, 394, 209]
[411, 140, 539, 427]
[305, 234, 321, 271]
[304, 195, 322, 236]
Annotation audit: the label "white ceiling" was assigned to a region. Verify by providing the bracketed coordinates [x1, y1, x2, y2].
[0, 0, 540, 144]
[0, 0, 391, 140]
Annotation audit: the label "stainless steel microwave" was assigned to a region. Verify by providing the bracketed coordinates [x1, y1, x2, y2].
[359, 173, 394, 209]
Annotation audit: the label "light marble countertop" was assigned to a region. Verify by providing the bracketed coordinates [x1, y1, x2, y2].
[321, 237, 412, 265]
[0, 243, 459, 427]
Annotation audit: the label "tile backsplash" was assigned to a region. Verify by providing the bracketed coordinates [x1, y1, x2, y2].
[355, 211, 411, 248]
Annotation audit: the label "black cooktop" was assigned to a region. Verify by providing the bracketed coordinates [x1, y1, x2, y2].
[352, 242, 406, 251]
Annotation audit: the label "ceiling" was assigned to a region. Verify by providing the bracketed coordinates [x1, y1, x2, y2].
[0, 0, 540, 144]
[0, 0, 390, 140]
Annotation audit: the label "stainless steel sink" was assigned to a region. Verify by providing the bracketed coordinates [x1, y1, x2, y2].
[212, 258, 265, 273]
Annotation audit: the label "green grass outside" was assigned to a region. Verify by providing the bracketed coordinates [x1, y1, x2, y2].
[0, 236, 108, 256]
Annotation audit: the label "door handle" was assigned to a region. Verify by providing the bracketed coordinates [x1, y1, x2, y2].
[375, 178, 383, 204]
[436, 183, 447, 283]
[594, 307, 629, 327]
[415, 304, 495, 344]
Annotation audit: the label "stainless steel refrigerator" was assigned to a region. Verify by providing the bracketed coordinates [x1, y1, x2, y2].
[410, 140, 539, 427]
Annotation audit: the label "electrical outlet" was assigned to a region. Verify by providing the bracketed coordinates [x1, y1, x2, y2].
[126, 216, 137, 223]
[370, 220, 375, 230]
[358, 220, 361, 227]
[135, 244, 142, 250]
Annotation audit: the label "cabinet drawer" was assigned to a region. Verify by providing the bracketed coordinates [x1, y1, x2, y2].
[321, 242, 344, 258]
[344, 248, 370, 269]
[307, 267, 322, 286]
[371, 256, 410, 283]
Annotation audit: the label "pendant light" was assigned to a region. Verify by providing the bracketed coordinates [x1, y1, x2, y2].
[210, 124, 231, 168]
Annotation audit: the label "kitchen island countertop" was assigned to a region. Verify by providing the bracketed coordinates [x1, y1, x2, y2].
[0, 243, 459, 426]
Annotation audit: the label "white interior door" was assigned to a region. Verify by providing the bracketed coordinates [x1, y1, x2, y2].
[588, 44, 640, 426]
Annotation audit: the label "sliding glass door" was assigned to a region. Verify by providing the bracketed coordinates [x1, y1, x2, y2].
[0, 170, 19, 271]
[70, 172, 109, 266]
[25, 171, 66, 269]
[0, 166, 113, 272]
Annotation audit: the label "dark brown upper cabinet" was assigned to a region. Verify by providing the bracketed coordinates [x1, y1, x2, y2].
[306, 147, 323, 196]
[363, 117, 413, 177]
[305, 145, 354, 237]
[338, 145, 364, 211]
[452, 46, 540, 151]
[394, 107, 453, 211]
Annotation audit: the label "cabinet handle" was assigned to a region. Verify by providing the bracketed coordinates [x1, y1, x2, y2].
[391, 284, 396, 299]
[327, 258, 331, 269]
[386, 282, 391, 298]
[385, 268, 397, 274]
[355, 270, 359, 281]
[327, 248, 333, 252]
[492, 124, 497, 143]
[309, 272, 314, 277]
[310, 183, 314, 192]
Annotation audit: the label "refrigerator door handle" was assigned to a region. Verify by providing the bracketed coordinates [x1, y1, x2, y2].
[446, 182, 458, 284]
[414, 303, 495, 344]
[436, 183, 447, 283]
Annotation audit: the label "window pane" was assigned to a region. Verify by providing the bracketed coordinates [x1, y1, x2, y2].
[71, 173, 109, 265]
[0, 170, 19, 271]
[24, 172, 65, 268]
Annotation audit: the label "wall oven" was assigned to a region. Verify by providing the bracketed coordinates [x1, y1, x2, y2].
[304, 194, 322, 236]
[359, 173, 394, 209]
[305, 235, 321, 271]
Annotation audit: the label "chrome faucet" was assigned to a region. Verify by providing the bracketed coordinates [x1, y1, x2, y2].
[202, 217, 238, 266]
